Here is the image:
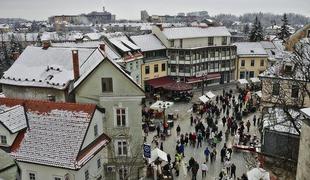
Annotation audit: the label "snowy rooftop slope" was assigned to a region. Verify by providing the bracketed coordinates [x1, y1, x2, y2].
[0, 105, 27, 134]
[51, 41, 121, 61]
[0, 46, 104, 90]
[162, 26, 231, 39]
[263, 108, 302, 135]
[260, 41, 276, 49]
[0, 98, 110, 170]
[301, 107, 310, 118]
[130, 34, 166, 52]
[233, 42, 268, 56]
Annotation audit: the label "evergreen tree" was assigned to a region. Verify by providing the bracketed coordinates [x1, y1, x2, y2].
[278, 13, 290, 40]
[249, 16, 264, 42]
[243, 24, 250, 34]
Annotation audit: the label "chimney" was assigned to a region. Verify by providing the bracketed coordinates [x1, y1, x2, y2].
[72, 50, 80, 81]
[156, 24, 163, 31]
[42, 41, 50, 50]
[12, 52, 20, 61]
[99, 44, 106, 51]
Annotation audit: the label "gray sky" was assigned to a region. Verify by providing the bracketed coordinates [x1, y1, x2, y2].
[0, 0, 309, 21]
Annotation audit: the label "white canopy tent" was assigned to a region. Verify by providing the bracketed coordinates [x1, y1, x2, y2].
[199, 95, 210, 104]
[255, 91, 262, 98]
[247, 168, 270, 180]
[205, 91, 216, 99]
[150, 101, 174, 111]
[250, 77, 261, 83]
[238, 79, 249, 84]
[149, 148, 168, 163]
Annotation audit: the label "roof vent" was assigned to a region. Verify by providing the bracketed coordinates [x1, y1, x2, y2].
[250, 50, 254, 53]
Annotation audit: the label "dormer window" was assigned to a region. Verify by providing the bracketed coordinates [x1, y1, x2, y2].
[284, 64, 292, 73]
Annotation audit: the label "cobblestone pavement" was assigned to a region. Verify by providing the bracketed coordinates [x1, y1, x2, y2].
[144, 84, 262, 180]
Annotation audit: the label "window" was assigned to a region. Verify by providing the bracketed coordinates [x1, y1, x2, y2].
[118, 166, 129, 180]
[291, 85, 299, 98]
[307, 30, 310, 38]
[208, 37, 214, 46]
[170, 64, 176, 72]
[101, 78, 113, 92]
[116, 140, 128, 156]
[260, 59, 264, 66]
[240, 72, 245, 79]
[97, 158, 102, 169]
[272, 83, 280, 96]
[161, 63, 166, 71]
[180, 39, 183, 48]
[85, 170, 89, 180]
[249, 71, 255, 78]
[222, 36, 227, 45]
[241, 60, 245, 67]
[154, 64, 158, 73]
[54, 177, 61, 180]
[170, 40, 174, 47]
[145, 66, 150, 74]
[29, 173, 36, 180]
[94, 124, 98, 137]
[115, 108, 126, 127]
[251, 60, 255, 66]
[0, 135, 7, 145]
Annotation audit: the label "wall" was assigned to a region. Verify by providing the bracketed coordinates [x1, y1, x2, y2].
[124, 58, 143, 86]
[296, 120, 310, 180]
[2, 84, 67, 102]
[261, 78, 310, 108]
[0, 124, 18, 147]
[262, 130, 299, 161]
[81, 110, 105, 149]
[18, 149, 106, 180]
[141, 58, 168, 81]
[236, 56, 268, 79]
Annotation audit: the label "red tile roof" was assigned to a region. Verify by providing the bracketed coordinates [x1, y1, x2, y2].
[0, 98, 96, 115]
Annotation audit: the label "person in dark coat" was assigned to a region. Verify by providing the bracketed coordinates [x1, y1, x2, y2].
[176, 125, 181, 136]
[191, 161, 199, 180]
[220, 147, 227, 162]
[231, 163, 236, 179]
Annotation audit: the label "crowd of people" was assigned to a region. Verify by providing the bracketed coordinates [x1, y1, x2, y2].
[145, 88, 261, 180]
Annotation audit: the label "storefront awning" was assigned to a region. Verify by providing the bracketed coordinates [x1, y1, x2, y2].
[146, 77, 175, 89]
[163, 81, 192, 91]
[187, 73, 221, 84]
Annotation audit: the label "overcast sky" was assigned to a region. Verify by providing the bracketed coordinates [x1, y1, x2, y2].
[0, 0, 309, 21]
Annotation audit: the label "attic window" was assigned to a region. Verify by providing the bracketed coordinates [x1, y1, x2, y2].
[284, 65, 292, 72]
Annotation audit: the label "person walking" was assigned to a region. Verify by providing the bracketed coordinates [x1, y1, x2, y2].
[176, 125, 181, 136]
[246, 120, 251, 133]
[220, 147, 226, 162]
[222, 116, 227, 127]
[160, 142, 164, 151]
[253, 115, 257, 126]
[197, 132, 203, 148]
[204, 147, 210, 162]
[167, 153, 171, 165]
[174, 158, 180, 176]
[191, 161, 199, 180]
[201, 162, 208, 178]
[156, 124, 160, 137]
[231, 163, 236, 179]
[224, 157, 231, 174]
[190, 114, 194, 126]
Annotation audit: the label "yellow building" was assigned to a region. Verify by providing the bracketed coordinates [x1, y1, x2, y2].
[130, 34, 168, 89]
[234, 42, 268, 79]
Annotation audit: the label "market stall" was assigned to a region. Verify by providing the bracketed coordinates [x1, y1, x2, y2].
[199, 95, 210, 104]
[162, 81, 193, 102]
[205, 91, 216, 99]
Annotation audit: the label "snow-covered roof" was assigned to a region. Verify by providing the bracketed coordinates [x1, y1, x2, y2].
[300, 108, 310, 118]
[0, 105, 27, 134]
[250, 77, 261, 83]
[130, 34, 166, 52]
[263, 108, 302, 135]
[233, 42, 268, 56]
[238, 79, 249, 84]
[51, 41, 121, 61]
[260, 41, 276, 49]
[0, 98, 110, 170]
[0, 46, 105, 90]
[162, 26, 231, 40]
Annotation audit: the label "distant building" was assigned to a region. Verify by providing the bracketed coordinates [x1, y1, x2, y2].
[141, 10, 149, 22]
[48, 7, 115, 25]
[186, 11, 209, 17]
[153, 25, 237, 88]
[233, 42, 268, 79]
